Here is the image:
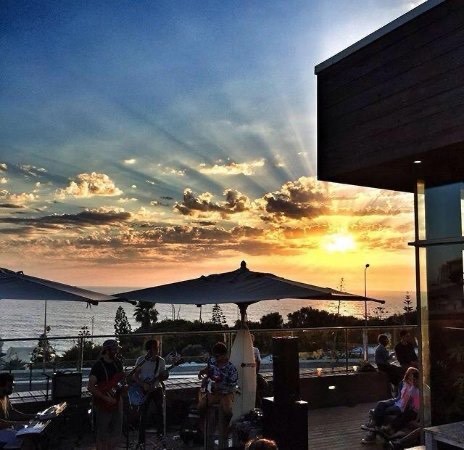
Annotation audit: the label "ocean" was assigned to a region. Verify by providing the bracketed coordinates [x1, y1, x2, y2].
[0, 288, 413, 352]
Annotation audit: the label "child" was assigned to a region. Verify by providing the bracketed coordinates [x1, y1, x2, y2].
[361, 367, 419, 444]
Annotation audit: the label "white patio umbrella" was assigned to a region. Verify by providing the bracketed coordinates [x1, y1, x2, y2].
[116, 260, 385, 320]
[117, 261, 386, 421]
[0, 267, 126, 339]
[0, 267, 118, 303]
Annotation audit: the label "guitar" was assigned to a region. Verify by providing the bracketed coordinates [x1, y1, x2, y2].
[128, 356, 184, 407]
[198, 362, 221, 399]
[93, 352, 151, 411]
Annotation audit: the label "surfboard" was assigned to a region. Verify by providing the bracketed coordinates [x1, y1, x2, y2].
[230, 328, 257, 421]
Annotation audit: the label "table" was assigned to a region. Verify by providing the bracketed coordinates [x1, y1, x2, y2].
[424, 421, 464, 449]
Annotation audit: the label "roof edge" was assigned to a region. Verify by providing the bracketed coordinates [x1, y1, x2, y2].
[315, 0, 446, 74]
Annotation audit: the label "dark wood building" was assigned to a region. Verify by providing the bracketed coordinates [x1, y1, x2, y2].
[315, 0, 464, 426]
[316, 0, 464, 193]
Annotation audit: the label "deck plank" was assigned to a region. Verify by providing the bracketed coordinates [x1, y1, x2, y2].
[49, 401, 388, 449]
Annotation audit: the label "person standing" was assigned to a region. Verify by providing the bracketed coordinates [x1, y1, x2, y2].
[251, 334, 267, 408]
[198, 342, 238, 447]
[394, 330, 418, 370]
[88, 339, 124, 450]
[133, 339, 168, 445]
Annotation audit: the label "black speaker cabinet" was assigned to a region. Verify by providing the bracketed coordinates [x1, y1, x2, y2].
[262, 397, 308, 450]
[52, 372, 82, 402]
[272, 336, 299, 405]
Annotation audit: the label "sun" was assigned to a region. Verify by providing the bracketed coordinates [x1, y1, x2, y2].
[323, 233, 356, 253]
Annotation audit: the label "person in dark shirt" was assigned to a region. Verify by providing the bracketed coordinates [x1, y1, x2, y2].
[88, 339, 124, 450]
[394, 330, 418, 370]
[375, 334, 403, 387]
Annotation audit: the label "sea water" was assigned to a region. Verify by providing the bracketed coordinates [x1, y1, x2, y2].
[0, 288, 412, 352]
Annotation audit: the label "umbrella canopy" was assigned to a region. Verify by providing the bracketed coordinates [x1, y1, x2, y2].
[0, 267, 119, 305]
[116, 261, 385, 306]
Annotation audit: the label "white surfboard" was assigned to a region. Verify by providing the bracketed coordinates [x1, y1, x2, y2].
[230, 328, 257, 421]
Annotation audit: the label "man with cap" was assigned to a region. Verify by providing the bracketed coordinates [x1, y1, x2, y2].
[88, 339, 124, 450]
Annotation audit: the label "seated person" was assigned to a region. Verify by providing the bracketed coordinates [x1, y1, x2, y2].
[375, 334, 403, 387]
[383, 369, 420, 439]
[0, 373, 34, 448]
[361, 367, 419, 445]
[394, 330, 418, 370]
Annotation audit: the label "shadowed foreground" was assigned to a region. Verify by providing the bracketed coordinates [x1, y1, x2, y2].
[34, 401, 387, 449]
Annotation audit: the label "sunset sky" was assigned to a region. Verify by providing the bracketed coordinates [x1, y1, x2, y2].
[0, 0, 424, 297]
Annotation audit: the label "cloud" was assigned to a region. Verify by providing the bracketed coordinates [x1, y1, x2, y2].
[174, 188, 251, 217]
[0, 189, 38, 207]
[199, 159, 265, 176]
[160, 166, 186, 177]
[56, 172, 123, 198]
[0, 203, 25, 209]
[19, 165, 47, 178]
[259, 177, 328, 220]
[118, 197, 138, 203]
[0, 178, 7, 184]
[0, 163, 7, 171]
[0, 208, 131, 228]
[124, 159, 137, 164]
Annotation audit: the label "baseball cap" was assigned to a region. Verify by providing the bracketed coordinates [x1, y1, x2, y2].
[102, 339, 119, 350]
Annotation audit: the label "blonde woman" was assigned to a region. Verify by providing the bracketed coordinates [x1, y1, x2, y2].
[245, 438, 278, 450]
[362, 367, 419, 444]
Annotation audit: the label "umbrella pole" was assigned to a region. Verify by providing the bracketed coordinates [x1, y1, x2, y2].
[237, 303, 252, 329]
[43, 300, 47, 373]
[238, 304, 246, 328]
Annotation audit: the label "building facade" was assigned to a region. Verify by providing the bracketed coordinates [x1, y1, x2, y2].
[315, 0, 464, 425]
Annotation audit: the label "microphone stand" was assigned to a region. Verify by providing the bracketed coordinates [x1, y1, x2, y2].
[121, 350, 151, 450]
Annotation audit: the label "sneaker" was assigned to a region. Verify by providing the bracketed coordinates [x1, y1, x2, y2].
[361, 431, 376, 444]
[387, 440, 401, 450]
[380, 425, 393, 436]
[361, 418, 376, 429]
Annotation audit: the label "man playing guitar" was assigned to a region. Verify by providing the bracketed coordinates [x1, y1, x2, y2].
[133, 339, 169, 445]
[88, 339, 124, 450]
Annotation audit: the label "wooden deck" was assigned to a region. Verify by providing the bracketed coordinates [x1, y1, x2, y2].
[32, 401, 388, 449]
[308, 401, 384, 450]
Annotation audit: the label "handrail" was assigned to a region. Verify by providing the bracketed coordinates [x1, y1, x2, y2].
[0, 324, 417, 342]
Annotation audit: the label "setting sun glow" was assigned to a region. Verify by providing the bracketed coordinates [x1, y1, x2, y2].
[323, 233, 356, 253]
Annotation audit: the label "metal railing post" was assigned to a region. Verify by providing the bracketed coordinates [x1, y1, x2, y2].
[77, 336, 84, 372]
[345, 328, 349, 373]
[362, 328, 369, 362]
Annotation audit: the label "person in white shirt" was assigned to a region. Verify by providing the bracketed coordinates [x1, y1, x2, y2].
[133, 339, 168, 444]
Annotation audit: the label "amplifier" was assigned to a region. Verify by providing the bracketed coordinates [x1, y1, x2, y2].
[52, 372, 82, 402]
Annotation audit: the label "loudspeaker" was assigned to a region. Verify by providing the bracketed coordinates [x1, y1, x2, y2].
[272, 337, 299, 405]
[52, 372, 82, 402]
[262, 397, 308, 450]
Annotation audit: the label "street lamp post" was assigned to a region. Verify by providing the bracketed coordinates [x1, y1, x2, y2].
[363, 264, 370, 361]
[364, 264, 370, 325]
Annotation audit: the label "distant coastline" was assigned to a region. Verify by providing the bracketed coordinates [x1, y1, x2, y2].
[0, 289, 414, 350]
